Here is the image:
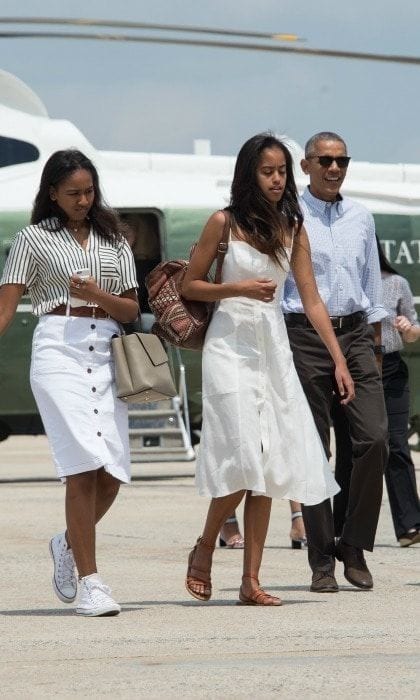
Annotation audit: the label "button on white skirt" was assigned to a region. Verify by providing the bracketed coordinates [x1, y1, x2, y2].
[30, 315, 130, 482]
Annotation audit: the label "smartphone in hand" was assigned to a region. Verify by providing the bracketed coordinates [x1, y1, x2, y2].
[69, 267, 90, 308]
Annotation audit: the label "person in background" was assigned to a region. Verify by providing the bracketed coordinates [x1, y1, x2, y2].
[333, 237, 420, 547]
[283, 131, 388, 593]
[223, 501, 307, 550]
[0, 150, 138, 616]
[181, 133, 353, 606]
[289, 501, 307, 549]
[219, 514, 245, 548]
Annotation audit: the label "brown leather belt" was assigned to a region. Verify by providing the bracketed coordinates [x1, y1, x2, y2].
[47, 304, 110, 319]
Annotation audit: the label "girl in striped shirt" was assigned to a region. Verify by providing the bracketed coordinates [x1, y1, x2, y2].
[0, 149, 138, 617]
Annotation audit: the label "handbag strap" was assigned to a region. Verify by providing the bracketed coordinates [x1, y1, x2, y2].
[214, 210, 230, 284]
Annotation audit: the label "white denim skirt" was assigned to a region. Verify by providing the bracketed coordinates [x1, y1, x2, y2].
[30, 315, 130, 482]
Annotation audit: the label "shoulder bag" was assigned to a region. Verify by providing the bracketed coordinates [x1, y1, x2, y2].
[112, 329, 177, 403]
[145, 210, 230, 350]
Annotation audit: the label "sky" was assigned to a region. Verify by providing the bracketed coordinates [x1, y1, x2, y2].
[0, 1, 419, 163]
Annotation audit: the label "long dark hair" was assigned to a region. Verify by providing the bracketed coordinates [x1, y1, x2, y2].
[376, 235, 398, 274]
[229, 133, 303, 262]
[31, 149, 121, 241]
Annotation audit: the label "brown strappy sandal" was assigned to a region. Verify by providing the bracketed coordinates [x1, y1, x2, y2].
[185, 536, 214, 602]
[238, 575, 282, 606]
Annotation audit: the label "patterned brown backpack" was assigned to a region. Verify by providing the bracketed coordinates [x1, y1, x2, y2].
[145, 211, 230, 350]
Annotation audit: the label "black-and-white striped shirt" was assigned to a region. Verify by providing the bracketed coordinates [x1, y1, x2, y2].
[0, 218, 138, 316]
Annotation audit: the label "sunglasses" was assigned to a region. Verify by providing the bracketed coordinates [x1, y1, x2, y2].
[307, 155, 351, 168]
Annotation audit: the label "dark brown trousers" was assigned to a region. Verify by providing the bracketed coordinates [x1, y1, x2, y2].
[287, 320, 388, 573]
[333, 352, 420, 541]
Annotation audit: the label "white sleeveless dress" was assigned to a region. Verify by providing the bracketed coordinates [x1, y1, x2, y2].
[195, 237, 340, 504]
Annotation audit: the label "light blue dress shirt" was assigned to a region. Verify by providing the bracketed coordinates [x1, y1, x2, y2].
[283, 187, 387, 324]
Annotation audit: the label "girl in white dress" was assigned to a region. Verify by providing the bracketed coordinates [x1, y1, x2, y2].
[0, 150, 138, 616]
[182, 133, 355, 606]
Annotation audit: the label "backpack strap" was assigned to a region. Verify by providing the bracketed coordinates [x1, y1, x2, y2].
[214, 210, 230, 284]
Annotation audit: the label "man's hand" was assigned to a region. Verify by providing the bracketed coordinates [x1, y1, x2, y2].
[335, 362, 355, 405]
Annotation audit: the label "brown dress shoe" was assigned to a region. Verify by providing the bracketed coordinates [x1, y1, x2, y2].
[310, 570, 339, 593]
[335, 540, 373, 589]
[398, 529, 420, 547]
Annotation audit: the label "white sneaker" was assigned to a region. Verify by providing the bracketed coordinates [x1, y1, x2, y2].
[49, 533, 77, 603]
[75, 574, 121, 617]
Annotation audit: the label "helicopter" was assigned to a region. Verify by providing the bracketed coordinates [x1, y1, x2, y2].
[0, 18, 419, 451]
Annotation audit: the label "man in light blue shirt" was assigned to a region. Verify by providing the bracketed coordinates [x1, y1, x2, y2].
[283, 131, 388, 593]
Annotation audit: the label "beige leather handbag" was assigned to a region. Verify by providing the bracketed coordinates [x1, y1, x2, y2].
[112, 332, 176, 403]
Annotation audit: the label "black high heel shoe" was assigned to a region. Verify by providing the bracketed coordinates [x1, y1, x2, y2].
[290, 511, 307, 549]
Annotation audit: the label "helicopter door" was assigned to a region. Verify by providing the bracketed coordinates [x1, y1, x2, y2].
[118, 209, 163, 315]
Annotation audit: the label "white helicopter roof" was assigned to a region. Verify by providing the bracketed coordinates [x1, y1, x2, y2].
[0, 69, 49, 117]
[1, 71, 420, 215]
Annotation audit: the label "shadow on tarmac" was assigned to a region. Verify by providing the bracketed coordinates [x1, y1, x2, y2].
[0, 606, 144, 616]
[0, 475, 194, 485]
[220, 584, 368, 593]
[0, 597, 330, 615]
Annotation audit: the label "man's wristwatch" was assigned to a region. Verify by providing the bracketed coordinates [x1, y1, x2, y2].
[373, 344, 386, 355]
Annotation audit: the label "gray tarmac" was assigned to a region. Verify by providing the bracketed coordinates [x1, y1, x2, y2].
[0, 435, 419, 699]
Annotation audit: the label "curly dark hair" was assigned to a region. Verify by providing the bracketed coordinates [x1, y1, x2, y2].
[228, 133, 303, 263]
[31, 149, 121, 241]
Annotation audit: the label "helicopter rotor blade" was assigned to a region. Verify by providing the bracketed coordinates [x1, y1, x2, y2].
[0, 16, 303, 42]
[0, 29, 419, 65]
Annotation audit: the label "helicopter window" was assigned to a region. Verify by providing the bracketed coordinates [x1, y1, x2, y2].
[0, 136, 39, 168]
[118, 211, 161, 315]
